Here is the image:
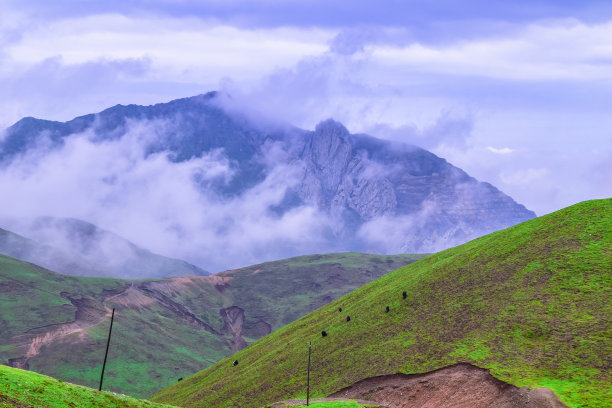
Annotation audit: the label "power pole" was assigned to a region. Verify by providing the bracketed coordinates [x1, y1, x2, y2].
[99, 308, 115, 391]
[306, 341, 312, 406]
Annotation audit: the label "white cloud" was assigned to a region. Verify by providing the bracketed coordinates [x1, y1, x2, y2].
[486, 146, 514, 155]
[5, 14, 334, 82]
[0, 7, 610, 222]
[0, 119, 337, 271]
[369, 19, 612, 81]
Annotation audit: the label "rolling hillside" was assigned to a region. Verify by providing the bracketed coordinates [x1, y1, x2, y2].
[152, 199, 611, 408]
[0, 364, 176, 408]
[0, 252, 423, 398]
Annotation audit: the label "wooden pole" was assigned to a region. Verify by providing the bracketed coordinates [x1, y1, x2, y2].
[99, 308, 115, 391]
[306, 341, 311, 406]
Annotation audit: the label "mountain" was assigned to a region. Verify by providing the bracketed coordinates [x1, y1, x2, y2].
[0, 217, 208, 278]
[0, 92, 535, 271]
[0, 251, 424, 397]
[151, 199, 611, 408]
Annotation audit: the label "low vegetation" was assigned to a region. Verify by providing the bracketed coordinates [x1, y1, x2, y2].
[0, 364, 176, 408]
[0, 251, 423, 398]
[152, 199, 611, 408]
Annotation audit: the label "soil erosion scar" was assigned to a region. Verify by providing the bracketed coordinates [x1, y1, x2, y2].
[328, 363, 567, 408]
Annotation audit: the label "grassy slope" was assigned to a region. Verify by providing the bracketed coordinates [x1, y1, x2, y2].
[0, 252, 423, 398]
[0, 254, 124, 338]
[0, 364, 176, 408]
[152, 199, 612, 408]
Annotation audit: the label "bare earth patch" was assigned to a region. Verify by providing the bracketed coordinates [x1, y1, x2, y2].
[327, 363, 567, 408]
[270, 397, 387, 407]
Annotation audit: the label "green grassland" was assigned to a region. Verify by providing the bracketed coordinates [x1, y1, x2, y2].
[0, 251, 423, 398]
[0, 364, 177, 408]
[152, 199, 612, 408]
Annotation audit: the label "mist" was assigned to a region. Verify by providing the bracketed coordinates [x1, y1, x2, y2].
[0, 117, 344, 272]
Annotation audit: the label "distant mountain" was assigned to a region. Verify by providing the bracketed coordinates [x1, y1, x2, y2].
[1, 92, 535, 270]
[0, 217, 208, 278]
[0, 251, 423, 397]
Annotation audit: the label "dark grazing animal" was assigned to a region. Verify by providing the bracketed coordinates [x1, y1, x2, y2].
[385, 305, 390, 313]
[178, 378, 183, 382]
[233, 360, 239, 366]
[402, 291, 407, 299]
[338, 307, 342, 312]
[322, 331, 328, 337]
[346, 316, 351, 322]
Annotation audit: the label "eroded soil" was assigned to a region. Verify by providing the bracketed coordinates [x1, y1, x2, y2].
[7, 276, 256, 369]
[328, 363, 567, 408]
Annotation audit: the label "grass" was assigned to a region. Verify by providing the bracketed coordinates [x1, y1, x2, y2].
[0, 251, 423, 398]
[151, 199, 611, 408]
[267, 402, 380, 408]
[0, 364, 177, 408]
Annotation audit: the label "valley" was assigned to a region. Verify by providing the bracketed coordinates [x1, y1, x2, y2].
[0, 252, 423, 397]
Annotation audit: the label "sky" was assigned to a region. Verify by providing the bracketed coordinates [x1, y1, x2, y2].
[1, 0, 611, 219]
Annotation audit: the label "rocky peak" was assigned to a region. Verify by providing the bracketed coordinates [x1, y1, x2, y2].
[307, 119, 352, 169]
[314, 119, 350, 138]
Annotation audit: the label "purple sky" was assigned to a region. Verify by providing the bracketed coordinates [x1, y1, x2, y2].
[1, 0, 611, 216]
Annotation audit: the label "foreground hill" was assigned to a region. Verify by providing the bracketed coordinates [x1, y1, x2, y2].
[1, 92, 534, 271]
[0, 218, 208, 278]
[152, 199, 611, 408]
[0, 252, 422, 398]
[0, 364, 176, 408]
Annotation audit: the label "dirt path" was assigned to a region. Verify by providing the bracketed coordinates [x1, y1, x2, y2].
[270, 397, 388, 407]
[328, 363, 567, 408]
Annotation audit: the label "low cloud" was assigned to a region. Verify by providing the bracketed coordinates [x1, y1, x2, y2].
[0, 118, 341, 272]
[486, 146, 514, 155]
[364, 112, 474, 151]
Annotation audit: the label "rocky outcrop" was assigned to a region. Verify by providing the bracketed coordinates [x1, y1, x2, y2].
[289, 119, 535, 252]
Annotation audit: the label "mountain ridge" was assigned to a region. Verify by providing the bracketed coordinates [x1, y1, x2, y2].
[0, 217, 208, 278]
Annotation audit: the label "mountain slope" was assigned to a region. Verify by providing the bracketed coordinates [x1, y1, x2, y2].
[1, 92, 534, 271]
[151, 199, 611, 408]
[0, 364, 176, 408]
[0, 217, 208, 278]
[0, 252, 423, 397]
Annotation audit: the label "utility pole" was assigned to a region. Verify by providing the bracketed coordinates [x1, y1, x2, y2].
[306, 341, 312, 406]
[99, 308, 115, 391]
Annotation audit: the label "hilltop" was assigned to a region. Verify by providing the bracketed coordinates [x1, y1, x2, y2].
[152, 199, 611, 408]
[0, 252, 423, 397]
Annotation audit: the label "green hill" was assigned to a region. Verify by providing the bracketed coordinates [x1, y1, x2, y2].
[151, 199, 612, 408]
[0, 252, 423, 398]
[0, 364, 176, 408]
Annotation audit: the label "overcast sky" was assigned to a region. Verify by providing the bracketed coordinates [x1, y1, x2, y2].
[1, 0, 611, 216]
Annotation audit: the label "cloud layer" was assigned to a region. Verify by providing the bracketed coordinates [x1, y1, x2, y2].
[0, 1, 610, 226]
[0, 120, 340, 271]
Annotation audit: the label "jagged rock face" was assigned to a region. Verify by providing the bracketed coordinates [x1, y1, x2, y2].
[0, 93, 535, 259]
[298, 120, 397, 219]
